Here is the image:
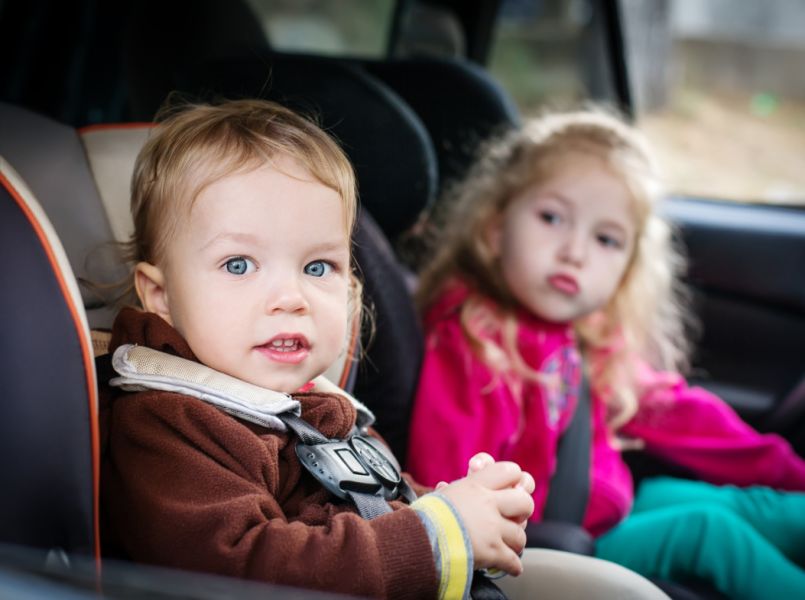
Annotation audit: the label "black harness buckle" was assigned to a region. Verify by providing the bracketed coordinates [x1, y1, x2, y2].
[296, 434, 403, 501]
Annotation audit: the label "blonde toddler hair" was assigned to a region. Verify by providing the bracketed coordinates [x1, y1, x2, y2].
[129, 98, 357, 266]
[418, 108, 690, 428]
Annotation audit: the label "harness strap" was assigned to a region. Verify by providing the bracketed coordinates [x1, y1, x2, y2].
[346, 491, 393, 520]
[282, 412, 331, 445]
[542, 371, 591, 524]
[107, 345, 413, 520]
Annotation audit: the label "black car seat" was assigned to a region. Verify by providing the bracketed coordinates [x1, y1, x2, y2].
[0, 156, 100, 564]
[170, 53, 438, 246]
[365, 55, 522, 198]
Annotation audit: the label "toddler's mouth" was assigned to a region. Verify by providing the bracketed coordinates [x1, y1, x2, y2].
[267, 338, 305, 352]
[256, 335, 310, 364]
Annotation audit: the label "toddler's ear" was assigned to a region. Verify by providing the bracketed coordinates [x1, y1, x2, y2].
[134, 262, 173, 325]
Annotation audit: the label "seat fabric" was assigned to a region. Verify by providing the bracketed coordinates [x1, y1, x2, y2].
[0, 160, 99, 560]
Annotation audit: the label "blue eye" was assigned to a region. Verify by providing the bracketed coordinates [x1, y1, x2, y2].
[597, 234, 623, 249]
[224, 256, 256, 275]
[304, 260, 332, 278]
[539, 211, 561, 225]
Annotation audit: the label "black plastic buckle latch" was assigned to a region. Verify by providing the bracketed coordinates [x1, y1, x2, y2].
[296, 435, 403, 501]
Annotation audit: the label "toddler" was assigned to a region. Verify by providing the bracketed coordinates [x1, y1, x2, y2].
[98, 99, 535, 600]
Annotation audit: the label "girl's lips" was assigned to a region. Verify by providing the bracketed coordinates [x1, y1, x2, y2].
[255, 334, 310, 365]
[548, 274, 580, 296]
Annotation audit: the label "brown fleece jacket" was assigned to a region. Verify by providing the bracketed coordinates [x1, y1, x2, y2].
[100, 308, 438, 599]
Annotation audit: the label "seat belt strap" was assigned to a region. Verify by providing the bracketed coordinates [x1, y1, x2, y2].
[346, 491, 393, 519]
[542, 371, 591, 524]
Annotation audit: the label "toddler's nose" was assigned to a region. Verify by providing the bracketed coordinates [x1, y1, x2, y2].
[266, 276, 310, 314]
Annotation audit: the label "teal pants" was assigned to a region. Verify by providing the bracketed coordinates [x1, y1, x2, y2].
[595, 477, 805, 600]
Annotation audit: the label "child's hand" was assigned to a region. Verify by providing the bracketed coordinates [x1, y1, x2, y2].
[433, 452, 495, 490]
[435, 452, 535, 495]
[467, 452, 495, 474]
[437, 462, 534, 575]
[467, 453, 535, 498]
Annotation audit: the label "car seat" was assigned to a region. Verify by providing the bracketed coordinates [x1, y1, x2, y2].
[0, 157, 100, 564]
[0, 143, 375, 599]
[365, 55, 521, 197]
[0, 102, 130, 329]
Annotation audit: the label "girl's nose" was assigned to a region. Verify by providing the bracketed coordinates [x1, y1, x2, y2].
[266, 276, 310, 315]
[558, 230, 588, 266]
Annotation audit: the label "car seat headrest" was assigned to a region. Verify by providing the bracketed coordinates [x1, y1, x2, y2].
[0, 102, 128, 329]
[80, 124, 153, 244]
[124, 0, 270, 121]
[168, 54, 438, 242]
[367, 56, 520, 194]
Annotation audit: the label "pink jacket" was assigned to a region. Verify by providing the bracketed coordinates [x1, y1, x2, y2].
[406, 283, 805, 537]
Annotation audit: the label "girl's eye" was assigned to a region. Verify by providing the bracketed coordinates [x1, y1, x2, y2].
[538, 210, 561, 225]
[224, 256, 256, 275]
[304, 260, 333, 278]
[596, 234, 623, 249]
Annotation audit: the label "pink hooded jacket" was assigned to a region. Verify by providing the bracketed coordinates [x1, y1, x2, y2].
[406, 283, 805, 536]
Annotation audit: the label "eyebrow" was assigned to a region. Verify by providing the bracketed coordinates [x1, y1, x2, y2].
[200, 232, 263, 252]
[200, 232, 349, 254]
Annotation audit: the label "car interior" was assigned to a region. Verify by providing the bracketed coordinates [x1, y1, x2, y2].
[2, 0, 804, 598]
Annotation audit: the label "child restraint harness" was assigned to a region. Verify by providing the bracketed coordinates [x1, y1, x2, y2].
[108, 344, 416, 519]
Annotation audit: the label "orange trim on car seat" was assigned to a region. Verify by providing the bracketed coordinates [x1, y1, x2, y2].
[0, 171, 102, 569]
[339, 310, 361, 389]
[78, 122, 155, 134]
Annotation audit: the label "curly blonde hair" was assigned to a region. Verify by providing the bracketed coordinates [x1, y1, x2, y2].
[417, 108, 690, 428]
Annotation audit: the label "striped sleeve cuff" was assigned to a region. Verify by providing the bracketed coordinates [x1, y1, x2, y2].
[411, 493, 473, 600]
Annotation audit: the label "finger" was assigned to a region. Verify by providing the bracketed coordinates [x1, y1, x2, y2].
[435, 481, 448, 490]
[491, 544, 524, 577]
[500, 518, 528, 555]
[495, 487, 535, 522]
[468, 452, 495, 474]
[516, 471, 535, 494]
[469, 461, 523, 490]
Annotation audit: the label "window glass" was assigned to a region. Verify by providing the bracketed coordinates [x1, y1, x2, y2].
[622, 0, 805, 205]
[487, 0, 601, 110]
[244, 0, 395, 58]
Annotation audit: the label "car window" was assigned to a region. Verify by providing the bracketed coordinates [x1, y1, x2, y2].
[487, 0, 805, 207]
[622, 0, 805, 205]
[487, 0, 609, 110]
[244, 0, 396, 58]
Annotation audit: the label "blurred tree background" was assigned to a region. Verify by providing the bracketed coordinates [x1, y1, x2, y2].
[489, 0, 805, 204]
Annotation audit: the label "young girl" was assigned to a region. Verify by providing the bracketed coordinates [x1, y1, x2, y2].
[406, 109, 805, 599]
[99, 99, 668, 600]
